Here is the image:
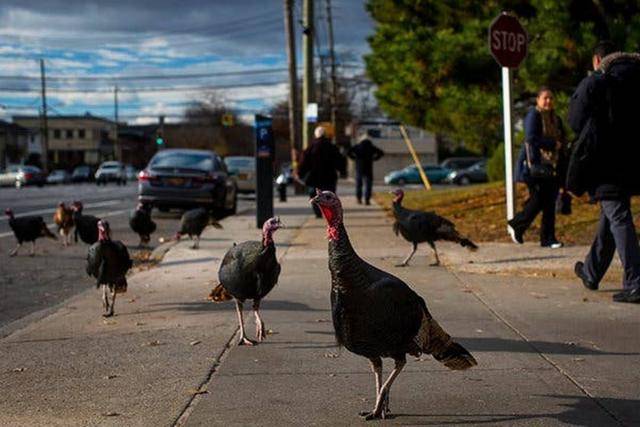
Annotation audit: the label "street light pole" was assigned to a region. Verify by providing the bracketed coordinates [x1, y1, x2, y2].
[39, 59, 49, 172]
[302, 0, 314, 150]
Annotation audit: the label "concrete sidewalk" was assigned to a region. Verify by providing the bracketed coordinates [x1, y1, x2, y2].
[0, 191, 638, 426]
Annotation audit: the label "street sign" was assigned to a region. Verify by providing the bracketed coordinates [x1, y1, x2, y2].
[255, 115, 274, 228]
[489, 13, 528, 68]
[488, 12, 528, 231]
[306, 102, 318, 123]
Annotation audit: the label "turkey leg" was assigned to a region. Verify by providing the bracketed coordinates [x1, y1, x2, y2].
[428, 241, 440, 266]
[396, 242, 417, 267]
[9, 243, 21, 257]
[102, 284, 111, 316]
[253, 300, 266, 342]
[192, 235, 200, 249]
[235, 300, 256, 346]
[106, 288, 116, 317]
[361, 357, 406, 420]
[359, 357, 384, 418]
[29, 241, 36, 257]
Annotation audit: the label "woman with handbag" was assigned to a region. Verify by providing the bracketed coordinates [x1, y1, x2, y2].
[508, 87, 567, 248]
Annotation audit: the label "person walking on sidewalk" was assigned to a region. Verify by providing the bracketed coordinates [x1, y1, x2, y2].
[568, 41, 640, 304]
[508, 87, 567, 249]
[297, 126, 346, 217]
[347, 133, 384, 205]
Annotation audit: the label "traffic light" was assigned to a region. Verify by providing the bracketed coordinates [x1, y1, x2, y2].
[156, 132, 164, 146]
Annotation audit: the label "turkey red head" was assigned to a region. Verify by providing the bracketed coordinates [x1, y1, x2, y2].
[97, 220, 111, 241]
[262, 216, 283, 246]
[4, 208, 14, 219]
[311, 190, 343, 240]
[391, 189, 404, 204]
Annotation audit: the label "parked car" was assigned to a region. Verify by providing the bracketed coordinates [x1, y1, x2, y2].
[95, 161, 127, 185]
[224, 156, 256, 193]
[15, 165, 47, 188]
[125, 165, 139, 181]
[384, 164, 452, 185]
[47, 169, 71, 185]
[71, 165, 93, 183]
[0, 165, 21, 187]
[446, 160, 488, 185]
[440, 156, 483, 171]
[138, 149, 237, 215]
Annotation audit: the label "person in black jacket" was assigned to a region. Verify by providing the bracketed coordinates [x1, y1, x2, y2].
[347, 134, 384, 205]
[297, 126, 346, 217]
[508, 87, 567, 248]
[569, 41, 640, 304]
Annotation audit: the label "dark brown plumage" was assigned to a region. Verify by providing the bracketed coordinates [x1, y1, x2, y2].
[53, 202, 74, 246]
[312, 190, 476, 420]
[72, 201, 100, 245]
[5, 208, 56, 256]
[176, 207, 222, 249]
[129, 203, 156, 246]
[391, 189, 477, 267]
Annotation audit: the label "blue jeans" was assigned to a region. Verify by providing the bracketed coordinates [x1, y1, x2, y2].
[356, 172, 372, 202]
[584, 198, 640, 290]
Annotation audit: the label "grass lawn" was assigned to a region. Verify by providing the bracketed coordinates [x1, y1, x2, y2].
[374, 182, 640, 245]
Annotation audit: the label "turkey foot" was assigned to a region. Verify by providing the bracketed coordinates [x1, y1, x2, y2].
[238, 336, 257, 346]
[429, 261, 440, 267]
[359, 390, 390, 420]
[253, 301, 266, 342]
[396, 243, 417, 267]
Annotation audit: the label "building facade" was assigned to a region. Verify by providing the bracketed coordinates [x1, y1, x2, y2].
[0, 120, 32, 169]
[13, 114, 115, 169]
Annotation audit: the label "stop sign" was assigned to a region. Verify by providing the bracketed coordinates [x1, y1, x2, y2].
[489, 13, 528, 68]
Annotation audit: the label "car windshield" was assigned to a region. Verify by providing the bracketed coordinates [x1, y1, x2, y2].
[101, 165, 118, 169]
[21, 166, 40, 172]
[51, 170, 65, 175]
[151, 152, 213, 171]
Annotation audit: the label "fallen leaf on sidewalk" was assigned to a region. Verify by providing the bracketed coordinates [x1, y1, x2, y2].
[190, 340, 201, 346]
[324, 352, 339, 358]
[529, 292, 548, 299]
[102, 320, 116, 325]
[188, 389, 208, 396]
[143, 340, 163, 347]
[572, 358, 585, 362]
[184, 276, 194, 280]
[315, 319, 330, 323]
[475, 329, 483, 334]
[12, 368, 25, 372]
[266, 329, 277, 335]
[564, 341, 577, 346]
[104, 374, 118, 379]
[329, 374, 335, 377]
[135, 322, 145, 326]
[103, 412, 120, 417]
[128, 298, 136, 303]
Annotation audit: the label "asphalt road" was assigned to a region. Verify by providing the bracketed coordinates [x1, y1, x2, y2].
[0, 182, 253, 331]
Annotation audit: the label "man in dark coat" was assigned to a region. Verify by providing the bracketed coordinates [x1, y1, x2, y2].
[347, 134, 384, 205]
[569, 41, 640, 303]
[297, 126, 346, 217]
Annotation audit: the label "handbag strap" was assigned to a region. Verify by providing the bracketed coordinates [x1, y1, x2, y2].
[524, 141, 534, 168]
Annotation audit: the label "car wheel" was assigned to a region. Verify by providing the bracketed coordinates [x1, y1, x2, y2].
[459, 176, 471, 186]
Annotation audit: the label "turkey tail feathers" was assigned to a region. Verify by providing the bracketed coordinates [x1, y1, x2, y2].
[208, 283, 233, 302]
[41, 223, 57, 240]
[434, 341, 477, 370]
[209, 220, 223, 229]
[460, 238, 478, 252]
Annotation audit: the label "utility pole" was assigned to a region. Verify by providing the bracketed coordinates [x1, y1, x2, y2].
[284, 0, 300, 164]
[114, 85, 120, 161]
[302, 0, 314, 149]
[326, 0, 338, 143]
[39, 59, 49, 172]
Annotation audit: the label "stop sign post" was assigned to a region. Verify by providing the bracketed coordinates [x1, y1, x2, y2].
[489, 12, 528, 228]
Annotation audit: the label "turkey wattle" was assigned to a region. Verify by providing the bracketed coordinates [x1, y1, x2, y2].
[208, 217, 282, 346]
[391, 189, 478, 267]
[86, 220, 132, 317]
[5, 208, 57, 256]
[311, 190, 477, 420]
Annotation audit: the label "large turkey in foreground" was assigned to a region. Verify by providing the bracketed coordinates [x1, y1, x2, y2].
[208, 217, 282, 345]
[129, 203, 156, 247]
[176, 207, 222, 249]
[312, 190, 477, 420]
[5, 208, 56, 256]
[86, 220, 132, 317]
[72, 201, 100, 245]
[391, 189, 477, 267]
[53, 202, 74, 246]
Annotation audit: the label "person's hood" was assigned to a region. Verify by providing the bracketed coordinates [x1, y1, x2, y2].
[598, 52, 640, 73]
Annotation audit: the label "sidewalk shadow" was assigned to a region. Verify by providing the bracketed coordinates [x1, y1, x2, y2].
[390, 394, 634, 426]
[159, 257, 218, 267]
[472, 255, 567, 265]
[137, 299, 325, 315]
[459, 337, 638, 356]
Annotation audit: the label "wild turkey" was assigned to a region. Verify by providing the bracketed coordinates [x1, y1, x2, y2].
[208, 217, 282, 345]
[53, 202, 74, 246]
[86, 220, 132, 317]
[176, 207, 222, 249]
[129, 203, 156, 247]
[391, 189, 478, 267]
[72, 201, 100, 245]
[312, 190, 476, 420]
[5, 208, 56, 256]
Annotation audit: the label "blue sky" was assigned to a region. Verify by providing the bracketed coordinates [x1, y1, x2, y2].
[0, 1, 374, 124]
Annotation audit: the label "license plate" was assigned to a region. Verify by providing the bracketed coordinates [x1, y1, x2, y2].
[166, 177, 185, 186]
